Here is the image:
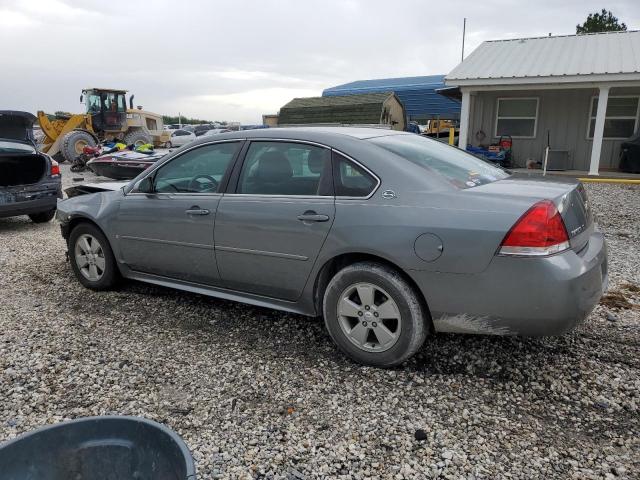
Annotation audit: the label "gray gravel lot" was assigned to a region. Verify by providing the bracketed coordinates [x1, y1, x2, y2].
[0, 165, 638, 479]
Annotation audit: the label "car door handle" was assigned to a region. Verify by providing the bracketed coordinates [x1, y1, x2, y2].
[297, 212, 330, 222]
[185, 207, 210, 215]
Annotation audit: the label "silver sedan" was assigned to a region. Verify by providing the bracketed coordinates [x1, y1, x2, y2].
[57, 127, 608, 367]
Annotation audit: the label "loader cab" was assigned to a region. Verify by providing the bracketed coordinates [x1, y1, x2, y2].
[82, 88, 127, 134]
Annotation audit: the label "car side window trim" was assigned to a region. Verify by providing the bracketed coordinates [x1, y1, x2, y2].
[126, 139, 246, 195]
[226, 139, 334, 197]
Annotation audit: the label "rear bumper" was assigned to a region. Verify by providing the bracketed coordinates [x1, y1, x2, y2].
[410, 231, 608, 336]
[0, 189, 60, 219]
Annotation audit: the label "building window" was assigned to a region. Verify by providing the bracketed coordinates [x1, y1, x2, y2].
[494, 98, 538, 138]
[588, 96, 639, 139]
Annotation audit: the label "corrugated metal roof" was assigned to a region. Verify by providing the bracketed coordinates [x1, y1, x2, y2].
[446, 30, 640, 83]
[323, 75, 460, 119]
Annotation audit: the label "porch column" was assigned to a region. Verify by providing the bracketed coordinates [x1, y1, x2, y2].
[589, 86, 610, 175]
[457, 89, 471, 150]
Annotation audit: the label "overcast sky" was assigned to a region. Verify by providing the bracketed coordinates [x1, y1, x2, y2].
[1, 0, 638, 124]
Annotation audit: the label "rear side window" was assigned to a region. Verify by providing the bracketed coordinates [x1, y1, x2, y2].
[333, 152, 377, 197]
[238, 142, 332, 196]
[368, 134, 509, 189]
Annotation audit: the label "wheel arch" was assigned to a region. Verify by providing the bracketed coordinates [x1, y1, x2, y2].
[64, 216, 107, 243]
[312, 252, 434, 333]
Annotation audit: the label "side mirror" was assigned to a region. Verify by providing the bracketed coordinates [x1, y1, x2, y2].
[80, 94, 83, 103]
[136, 176, 154, 193]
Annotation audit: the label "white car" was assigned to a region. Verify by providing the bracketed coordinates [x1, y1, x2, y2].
[166, 129, 196, 148]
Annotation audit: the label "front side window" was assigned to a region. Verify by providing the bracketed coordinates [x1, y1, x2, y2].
[238, 142, 332, 196]
[333, 152, 377, 197]
[87, 94, 101, 113]
[152, 142, 240, 193]
[588, 96, 639, 139]
[369, 134, 509, 189]
[495, 98, 538, 138]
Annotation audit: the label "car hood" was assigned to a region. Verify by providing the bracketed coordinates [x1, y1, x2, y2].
[0, 110, 37, 144]
[65, 182, 128, 198]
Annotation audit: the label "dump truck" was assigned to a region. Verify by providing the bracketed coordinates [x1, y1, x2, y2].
[37, 88, 170, 162]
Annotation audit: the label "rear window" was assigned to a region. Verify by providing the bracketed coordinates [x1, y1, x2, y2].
[368, 134, 509, 189]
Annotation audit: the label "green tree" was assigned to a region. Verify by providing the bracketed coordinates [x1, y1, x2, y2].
[576, 9, 627, 34]
[162, 115, 220, 125]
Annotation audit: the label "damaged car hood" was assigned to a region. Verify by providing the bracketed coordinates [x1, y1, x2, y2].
[65, 182, 128, 198]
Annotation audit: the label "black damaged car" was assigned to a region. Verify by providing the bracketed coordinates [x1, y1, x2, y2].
[0, 111, 62, 222]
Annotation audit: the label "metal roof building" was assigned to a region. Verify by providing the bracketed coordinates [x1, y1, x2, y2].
[323, 75, 461, 121]
[445, 30, 640, 174]
[278, 92, 407, 130]
[447, 30, 640, 85]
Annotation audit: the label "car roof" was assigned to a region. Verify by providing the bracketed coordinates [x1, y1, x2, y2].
[191, 126, 410, 146]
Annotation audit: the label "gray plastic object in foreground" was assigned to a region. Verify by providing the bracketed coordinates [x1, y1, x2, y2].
[0, 415, 196, 480]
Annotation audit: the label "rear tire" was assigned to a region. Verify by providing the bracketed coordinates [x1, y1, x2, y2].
[28, 210, 56, 223]
[123, 129, 152, 147]
[60, 130, 97, 163]
[323, 261, 429, 367]
[68, 223, 119, 290]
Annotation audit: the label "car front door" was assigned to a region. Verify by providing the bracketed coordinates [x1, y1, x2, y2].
[215, 140, 335, 301]
[116, 141, 243, 285]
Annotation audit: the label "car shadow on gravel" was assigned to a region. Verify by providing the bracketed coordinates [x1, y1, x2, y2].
[0, 216, 48, 232]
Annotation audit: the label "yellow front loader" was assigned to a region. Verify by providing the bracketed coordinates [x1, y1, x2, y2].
[38, 88, 169, 162]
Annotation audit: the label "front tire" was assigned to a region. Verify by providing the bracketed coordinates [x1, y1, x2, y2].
[68, 223, 119, 290]
[123, 129, 152, 147]
[28, 209, 56, 223]
[60, 130, 97, 163]
[323, 262, 429, 367]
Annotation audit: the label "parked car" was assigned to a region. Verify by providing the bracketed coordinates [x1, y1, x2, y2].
[0, 111, 62, 223]
[56, 128, 607, 367]
[166, 129, 196, 148]
[200, 128, 231, 138]
[193, 124, 220, 136]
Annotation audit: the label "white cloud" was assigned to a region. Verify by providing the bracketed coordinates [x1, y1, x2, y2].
[0, 0, 638, 123]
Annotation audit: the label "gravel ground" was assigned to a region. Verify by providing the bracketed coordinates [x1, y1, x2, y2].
[0, 166, 638, 479]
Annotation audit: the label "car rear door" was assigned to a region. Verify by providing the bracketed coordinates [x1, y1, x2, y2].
[116, 141, 243, 285]
[214, 140, 334, 301]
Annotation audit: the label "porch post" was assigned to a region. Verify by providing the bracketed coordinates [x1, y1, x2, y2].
[589, 86, 610, 175]
[457, 89, 471, 150]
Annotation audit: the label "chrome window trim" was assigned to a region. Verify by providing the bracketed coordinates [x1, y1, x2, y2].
[125, 139, 245, 195]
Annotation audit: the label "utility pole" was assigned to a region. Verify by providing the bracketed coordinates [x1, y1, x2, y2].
[461, 18, 467, 61]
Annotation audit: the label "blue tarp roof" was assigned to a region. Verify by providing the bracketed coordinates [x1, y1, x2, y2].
[323, 75, 460, 120]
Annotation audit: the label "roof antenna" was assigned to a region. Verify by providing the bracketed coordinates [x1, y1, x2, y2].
[461, 18, 467, 61]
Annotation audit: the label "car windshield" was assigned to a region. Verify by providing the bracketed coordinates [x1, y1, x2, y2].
[368, 134, 509, 189]
[0, 140, 35, 153]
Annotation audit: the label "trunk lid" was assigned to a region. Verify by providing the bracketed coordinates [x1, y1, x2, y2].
[0, 111, 37, 145]
[469, 174, 593, 252]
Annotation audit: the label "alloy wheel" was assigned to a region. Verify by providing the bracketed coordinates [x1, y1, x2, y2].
[337, 282, 401, 353]
[74, 234, 106, 282]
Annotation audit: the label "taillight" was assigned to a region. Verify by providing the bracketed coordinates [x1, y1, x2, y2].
[50, 159, 60, 177]
[499, 200, 569, 256]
